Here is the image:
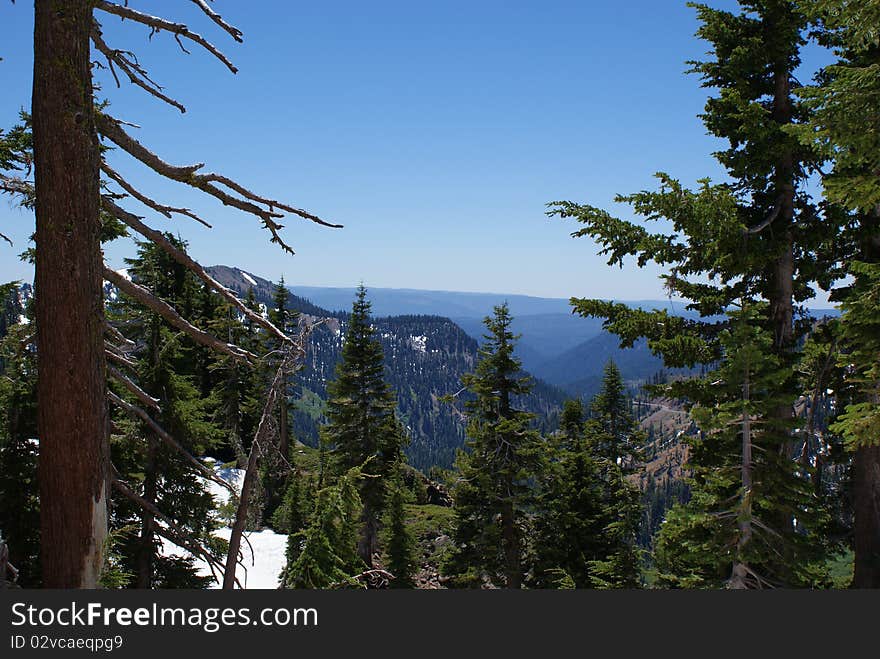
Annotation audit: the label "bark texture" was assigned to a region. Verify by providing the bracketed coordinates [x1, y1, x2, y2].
[33, 0, 109, 588]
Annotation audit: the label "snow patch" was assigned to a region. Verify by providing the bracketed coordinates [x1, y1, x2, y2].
[409, 335, 427, 353]
[241, 271, 257, 287]
[157, 459, 287, 589]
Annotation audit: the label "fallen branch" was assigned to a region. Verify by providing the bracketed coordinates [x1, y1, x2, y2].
[111, 476, 236, 587]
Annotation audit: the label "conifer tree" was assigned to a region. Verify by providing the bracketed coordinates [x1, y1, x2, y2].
[796, 0, 880, 588]
[445, 303, 543, 588]
[533, 399, 605, 588]
[110, 238, 223, 588]
[383, 466, 418, 588]
[548, 0, 833, 587]
[586, 363, 643, 588]
[324, 285, 405, 567]
[0, 285, 39, 586]
[282, 467, 365, 589]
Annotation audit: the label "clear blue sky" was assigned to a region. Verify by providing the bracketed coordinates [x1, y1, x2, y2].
[0, 0, 828, 300]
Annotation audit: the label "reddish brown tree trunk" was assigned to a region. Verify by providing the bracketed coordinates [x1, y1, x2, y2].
[852, 445, 880, 588]
[33, 0, 109, 588]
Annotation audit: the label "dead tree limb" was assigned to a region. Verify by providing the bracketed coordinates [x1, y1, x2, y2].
[103, 266, 256, 364]
[108, 364, 161, 411]
[111, 476, 236, 586]
[102, 163, 210, 227]
[102, 196, 291, 345]
[91, 25, 188, 113]
[94, 1, 238, 73]
[189, 0, 243, 42]
[108, 391, 235, 495]
[96, 113, 342, 255]
[223, 334, 310, 589]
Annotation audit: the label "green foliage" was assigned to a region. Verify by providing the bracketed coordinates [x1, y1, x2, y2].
[324, 285, 407, 562]
[382, 467, 418, 588]
[0, 289, 39, 587]
[282, 466, 366, 589]
[444, 304, 544, 588]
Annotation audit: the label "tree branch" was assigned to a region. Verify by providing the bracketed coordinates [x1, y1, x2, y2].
[108, 391, 235, 495]
[102, 163, 210, 227]
[103, 265, 256, 364]
[108, 364, 161, 411]
[94, 0, 238, 73]
[189, 0, 243, 42]
[102, 196, 296, 345]
[96, 114, 342, 254]
[91, 24, 188, 113]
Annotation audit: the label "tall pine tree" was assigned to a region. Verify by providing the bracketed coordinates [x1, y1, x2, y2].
[324, 285, 405, 567]
[444, 303, 543, 588]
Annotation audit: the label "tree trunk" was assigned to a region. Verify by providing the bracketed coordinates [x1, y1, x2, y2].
[501, 500, 520, 589]
[136, 436, 159, 588]
[852, 445, 880, 588]
[33, 0, 109, 588]
[357, 504, 377, 569]
[279, 394, 289, 461]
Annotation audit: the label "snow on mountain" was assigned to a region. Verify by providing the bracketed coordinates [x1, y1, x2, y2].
[159, 459, 288, 589]
[241, 272, 257, 287]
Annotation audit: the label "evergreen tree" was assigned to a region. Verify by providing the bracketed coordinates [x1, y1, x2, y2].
[382, 466, 418, 588]
[0, 285, 39, 586]
[109, 238, 224, 588]
[282, 467, 365, 589]
[444, 303, 543, 588]
[324, 285, 405, 567]
[548, 1, 835, 588]
[533, 399, 606, 588]
[796, 0, 880, 588]
[586, 363, 643, 588]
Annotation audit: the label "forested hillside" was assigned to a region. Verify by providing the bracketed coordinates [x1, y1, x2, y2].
[206, 266, 566, 470]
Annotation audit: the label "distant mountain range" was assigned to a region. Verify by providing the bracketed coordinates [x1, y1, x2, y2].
[206, 266, 567, 470]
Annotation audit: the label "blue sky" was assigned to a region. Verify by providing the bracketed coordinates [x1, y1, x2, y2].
[0, 1, 828, 300]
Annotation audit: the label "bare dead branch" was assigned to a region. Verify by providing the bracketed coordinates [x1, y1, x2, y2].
[91, 24, 187, 113]
[108, 364, 161, 411]
[103, 265, 257, 364]
[111, 476, 235, 586]
[105, 345, 138, 369]
[94, 1, 238, 73]
[102, 196, 294, 347]
[96, 113, 342, 254]
[223, 360, 286, 589]
[104, 321, 136, 350]
[102, 163, 210, 227]
[108, 390, 235, 495]
[189, 0, 243, 42]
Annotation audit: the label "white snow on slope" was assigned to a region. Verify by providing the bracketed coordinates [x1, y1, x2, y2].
[410, 335, 427, 353]
[241, 271, 257, 287]
[158, 459, 288, 589]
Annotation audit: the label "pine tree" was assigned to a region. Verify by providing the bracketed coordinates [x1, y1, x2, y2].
[0, 285, 39, 586]
[533, 399, 606, 588]
[444, 303, 543, 588]
[586, 363, 643, 588]
[109, 238, 223, 588]
[383, 466, 417, 588]
[282, 467, 365, 589]
[548, 1, 834, 588]
[796, 0, 880, 588]
[324, 285, 405, 567]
